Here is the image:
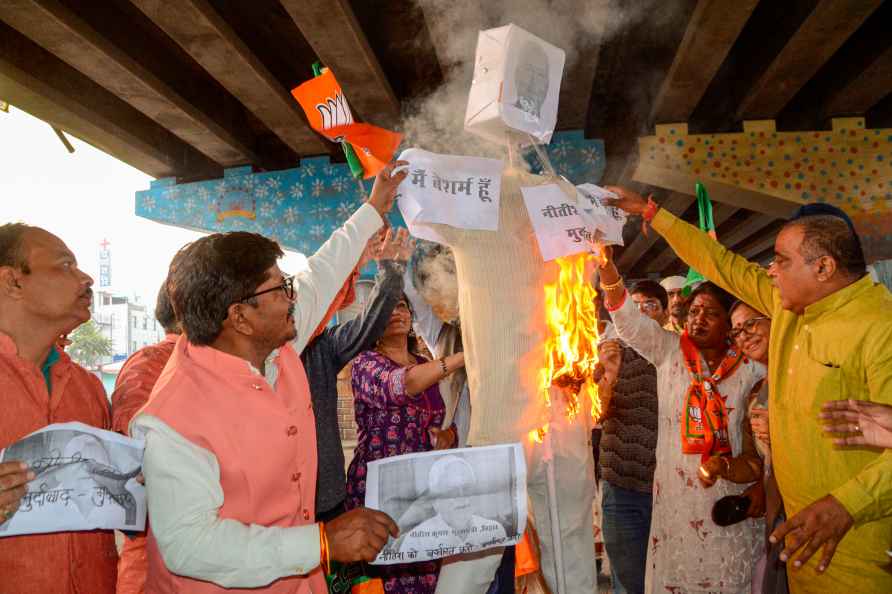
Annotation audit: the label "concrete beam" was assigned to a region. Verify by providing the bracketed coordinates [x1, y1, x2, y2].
[737, 0, 883, 119]
[278, 0, 399, 126]
[824, 45, 892, 116]
[0, 0, 259, 166]
[128, 0, 329, 156]
[644, 202, 739, 273]
[633, 162, 802, 219]
[719, 212, 778, 250]
[740, 233, 778, 260]
[616, 191, 695, 271]
[0, 22, 218, 179]
[652, 0, 758, 123]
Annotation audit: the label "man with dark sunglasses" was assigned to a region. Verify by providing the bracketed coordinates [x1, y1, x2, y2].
[131, 163, 408, 594]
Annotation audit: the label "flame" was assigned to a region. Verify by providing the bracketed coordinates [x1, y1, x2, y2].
[537, 253, 602, 427]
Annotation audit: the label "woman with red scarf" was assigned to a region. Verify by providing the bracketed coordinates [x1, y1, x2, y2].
[598, 247, 765, 594]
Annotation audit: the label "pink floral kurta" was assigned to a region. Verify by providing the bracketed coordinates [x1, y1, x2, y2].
[346, 350, 446, 594]
[611, 297, 766, 594]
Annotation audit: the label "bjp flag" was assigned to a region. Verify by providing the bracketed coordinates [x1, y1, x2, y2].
[292, 69, 401, 179]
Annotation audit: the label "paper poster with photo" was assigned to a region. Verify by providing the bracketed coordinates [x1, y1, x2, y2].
[522, 183, 593, 261]
[0, 422, 146, 537]
[365, 443, 527, 565]
[575, 183, 627, 246]
[465, 24, 565, 146]
[396, 148, 503, 245]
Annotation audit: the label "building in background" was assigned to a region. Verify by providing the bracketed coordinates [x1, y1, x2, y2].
[90, 240, 164, 364]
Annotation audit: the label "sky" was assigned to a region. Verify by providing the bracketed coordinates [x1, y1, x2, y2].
[0, 107, 308, 308]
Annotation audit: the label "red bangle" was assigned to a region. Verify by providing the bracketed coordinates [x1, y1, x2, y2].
[642, 196, 659, 223]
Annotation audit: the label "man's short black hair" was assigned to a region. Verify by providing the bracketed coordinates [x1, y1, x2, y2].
[688, 281, 735, 315]
[154, 278, 179, 335]
[0, 223, 33, 274]
[629, 279, 668, 311]
[168, 232, 284, 345]
[783, 214, 867, 279]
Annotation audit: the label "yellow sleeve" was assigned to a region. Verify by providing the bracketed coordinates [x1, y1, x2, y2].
[650, 208, 777, 315]
[830, 328, 892, 523]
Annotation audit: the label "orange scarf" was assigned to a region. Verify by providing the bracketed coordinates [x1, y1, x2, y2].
[680, 332, 744, 462]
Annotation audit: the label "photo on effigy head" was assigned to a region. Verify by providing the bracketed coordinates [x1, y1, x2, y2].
[0, 422, 146, 536]
[364, 443, 527, 565]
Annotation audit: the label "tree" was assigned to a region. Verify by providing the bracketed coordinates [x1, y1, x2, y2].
[67, 320, 112, 369]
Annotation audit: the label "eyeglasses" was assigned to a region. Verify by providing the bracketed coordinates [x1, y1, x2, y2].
[729, 316, 770, 341]
[636, 301, 661, 313]
[242, 275, 295, 303]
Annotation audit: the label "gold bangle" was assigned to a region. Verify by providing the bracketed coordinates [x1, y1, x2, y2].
[600, 277, 624, 291]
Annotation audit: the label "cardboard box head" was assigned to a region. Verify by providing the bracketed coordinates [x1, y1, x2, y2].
[464, 24, 566, 147]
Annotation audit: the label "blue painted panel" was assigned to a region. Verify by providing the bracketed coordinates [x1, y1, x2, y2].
[135, 130, 605, 256]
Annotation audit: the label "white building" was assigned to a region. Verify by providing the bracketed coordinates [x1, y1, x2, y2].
[93, 290, 165, 364]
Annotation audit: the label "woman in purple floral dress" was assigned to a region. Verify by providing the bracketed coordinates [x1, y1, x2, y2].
[346, 295, 465, 594]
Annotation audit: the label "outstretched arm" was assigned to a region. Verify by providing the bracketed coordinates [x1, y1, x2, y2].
[605, 187, 778, 316]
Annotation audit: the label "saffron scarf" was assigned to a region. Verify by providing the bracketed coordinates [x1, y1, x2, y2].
[680, 331, 744, 462]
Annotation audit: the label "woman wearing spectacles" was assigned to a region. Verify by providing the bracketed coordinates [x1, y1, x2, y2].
[729, 302, 787, 594]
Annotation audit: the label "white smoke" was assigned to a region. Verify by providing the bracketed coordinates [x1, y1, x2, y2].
[400, 0, 664, 157]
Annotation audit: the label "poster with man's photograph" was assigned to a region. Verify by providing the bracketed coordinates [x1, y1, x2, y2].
[365, 443, 527, 565]
[0, 422, 146, 537]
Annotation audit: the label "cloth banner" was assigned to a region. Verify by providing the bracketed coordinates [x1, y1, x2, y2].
[396, 148, 503, 244]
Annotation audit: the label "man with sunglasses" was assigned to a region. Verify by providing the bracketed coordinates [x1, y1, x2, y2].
[605, 189, 892, 594]
[131, 164, 408, 594]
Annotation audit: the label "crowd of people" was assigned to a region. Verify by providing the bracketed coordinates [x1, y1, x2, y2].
[1, 158, 891, 594]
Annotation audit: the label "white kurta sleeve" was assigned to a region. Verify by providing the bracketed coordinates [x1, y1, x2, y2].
[290, 203, 383, 353]
[608, 292, 677, 367]
[132, 415, 321, 588]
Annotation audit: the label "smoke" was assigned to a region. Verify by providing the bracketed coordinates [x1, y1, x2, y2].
[399, 0, 661, 157]
[411, 240, 460, 324]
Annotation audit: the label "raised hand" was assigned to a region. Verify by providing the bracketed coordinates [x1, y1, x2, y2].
[326, 507, 399, 563]
[368, 161, 409, 217]
[376, 227, 415, 264]
[0, 461, 34, 525]
[820, 399, 892, 449]
[602, 186, 650, 216]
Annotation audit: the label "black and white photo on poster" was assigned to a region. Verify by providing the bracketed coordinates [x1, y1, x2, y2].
[365, 443, 527, 565]
[0, 422, 146, 537]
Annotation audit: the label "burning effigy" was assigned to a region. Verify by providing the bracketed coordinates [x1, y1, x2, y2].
[397, 23, 623, 594]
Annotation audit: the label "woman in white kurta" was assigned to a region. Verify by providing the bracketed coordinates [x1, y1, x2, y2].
[601, 267, 765, 593]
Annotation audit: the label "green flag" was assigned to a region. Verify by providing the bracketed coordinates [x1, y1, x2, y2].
[682, 182, 716, 296]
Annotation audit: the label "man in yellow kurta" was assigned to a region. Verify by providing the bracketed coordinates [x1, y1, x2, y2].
[606, 189, 892, 593]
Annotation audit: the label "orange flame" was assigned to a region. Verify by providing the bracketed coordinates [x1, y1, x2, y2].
[537, 253, 602, 424]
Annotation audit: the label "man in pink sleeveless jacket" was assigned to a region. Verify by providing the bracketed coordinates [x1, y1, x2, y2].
[132, 165, 407, 593]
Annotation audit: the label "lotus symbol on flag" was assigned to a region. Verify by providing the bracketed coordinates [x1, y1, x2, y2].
[315, 93, 353, 139]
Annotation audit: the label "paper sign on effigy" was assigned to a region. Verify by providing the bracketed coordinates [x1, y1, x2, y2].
[365, 444, 527, 565]
[0, 422, 146, 537]
[396, 148, 503, 244]
[575, 183, 627, 246]
[522, 183, 594, 261]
